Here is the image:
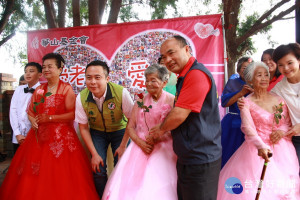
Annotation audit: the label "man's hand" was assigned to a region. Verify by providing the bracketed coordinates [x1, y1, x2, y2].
[16, 135, 26, 145]
[91, 154, 104, 173]
[114, 145, 126, 160]
[270, 130, 284, 144]
[149, 124, 164, 142]
[287, 123, 300, 137]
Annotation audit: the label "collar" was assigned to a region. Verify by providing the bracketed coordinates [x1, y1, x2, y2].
[86, 83, 113, 103]
[178, 57, 196, 77]
[26, 81, 41, 89]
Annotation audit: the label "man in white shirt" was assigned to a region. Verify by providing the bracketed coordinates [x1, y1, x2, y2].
[75, 60, 133, 198]
[10, 62, 42, 153]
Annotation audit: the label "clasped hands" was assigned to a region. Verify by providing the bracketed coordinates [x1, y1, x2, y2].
[30, 114, 51, 130]
[140, 124, 165, 155]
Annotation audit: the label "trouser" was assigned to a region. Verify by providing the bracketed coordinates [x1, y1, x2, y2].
[177, 158, 221, 200]
[13, 143, 19, 155]
[292, 136, 300, 175]
[90, 128, 126, 198]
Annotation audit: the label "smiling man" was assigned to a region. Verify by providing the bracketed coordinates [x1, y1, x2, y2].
[150, 35, 222, 200]
[75, 60, 133, 198]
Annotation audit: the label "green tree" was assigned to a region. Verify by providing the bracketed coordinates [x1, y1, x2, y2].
[222, 0, 296, 76]
[0, 0, 26, 47]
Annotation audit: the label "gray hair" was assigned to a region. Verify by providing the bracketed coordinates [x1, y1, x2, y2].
[144, 63, 169, 82]
[243, 62, 270, 82]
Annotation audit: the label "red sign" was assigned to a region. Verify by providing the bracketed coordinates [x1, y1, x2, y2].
[27, 14, 225, 116]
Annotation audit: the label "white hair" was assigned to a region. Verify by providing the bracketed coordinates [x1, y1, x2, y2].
[243, 62, 270, 82]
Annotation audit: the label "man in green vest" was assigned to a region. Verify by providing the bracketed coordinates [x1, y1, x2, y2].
[75, 60, 134, 198]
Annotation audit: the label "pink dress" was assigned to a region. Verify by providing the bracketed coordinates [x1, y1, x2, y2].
[217, 94, 300, 200]
[102, 91, 177, 200]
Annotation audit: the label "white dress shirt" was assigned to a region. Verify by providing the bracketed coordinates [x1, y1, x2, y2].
[10, 82, 40, 144]
[271, 77, 300, 129]
[75, 86, 134, 125]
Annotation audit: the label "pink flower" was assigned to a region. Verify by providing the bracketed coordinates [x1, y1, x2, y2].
[248, 58, 253, 63]
[37, 89, 44, 96]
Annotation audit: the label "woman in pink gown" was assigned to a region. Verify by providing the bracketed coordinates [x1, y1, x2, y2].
[102, 64, 177, 200]
[0, 53, 99, 200]
[217, 62, 300, 200]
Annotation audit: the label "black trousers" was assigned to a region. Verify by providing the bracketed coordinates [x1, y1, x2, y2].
[177, 158, 221, 200]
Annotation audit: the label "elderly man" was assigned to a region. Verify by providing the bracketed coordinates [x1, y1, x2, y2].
[75, 60, 133, 198]
[150, 35, 222, 200]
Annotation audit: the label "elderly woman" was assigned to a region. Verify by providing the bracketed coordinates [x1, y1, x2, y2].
[217, 62, 300, 199]
[220, 57, 254, 168]
[102, 64, 177, 200]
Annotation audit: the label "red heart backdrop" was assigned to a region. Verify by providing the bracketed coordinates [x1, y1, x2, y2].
[27, 14, 226, 117]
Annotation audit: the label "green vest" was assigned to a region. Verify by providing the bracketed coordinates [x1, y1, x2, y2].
[80, 82, 127, 132]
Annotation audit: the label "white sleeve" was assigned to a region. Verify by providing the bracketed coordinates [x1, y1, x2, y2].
[10, 87, 21, 136]
[75, 93, 89, 124]
[122, 88, 134, 119]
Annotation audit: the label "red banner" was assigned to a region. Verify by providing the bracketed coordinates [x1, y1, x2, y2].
[27, 14, 225, 116]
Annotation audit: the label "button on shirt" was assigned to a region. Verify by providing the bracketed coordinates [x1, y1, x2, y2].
[10, 82, 40, 144]
[75, 87, 134, 125]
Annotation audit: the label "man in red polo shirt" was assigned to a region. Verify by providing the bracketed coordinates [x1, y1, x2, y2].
[150, 35, 222, 200]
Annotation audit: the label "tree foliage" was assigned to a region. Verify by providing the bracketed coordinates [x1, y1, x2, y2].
[0, 0, 297, 77]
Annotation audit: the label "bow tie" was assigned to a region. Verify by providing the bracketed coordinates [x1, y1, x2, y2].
[24, 87, 35, 93]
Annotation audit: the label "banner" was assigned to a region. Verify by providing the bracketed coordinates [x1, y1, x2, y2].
[27, 14, 225, 117]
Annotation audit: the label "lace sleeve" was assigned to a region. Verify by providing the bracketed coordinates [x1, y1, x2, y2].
[240, 98, 270, 150]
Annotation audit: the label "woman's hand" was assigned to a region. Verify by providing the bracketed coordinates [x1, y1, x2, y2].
[35, 114, 50, 124]
[258, 148, 272, 162]
[287, 123, 300, 137]
[240, 84, 254, 96]
[28, 115, 38, 130]
[270, 130, 284, 144]
[237, 96, 245, 110]
[137, 139, 154, 155]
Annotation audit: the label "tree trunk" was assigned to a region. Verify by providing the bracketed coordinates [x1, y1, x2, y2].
[88, 0, 100, 25]
[58, 0, 67, 28]
[72, 0, 80, 26]
[0, 0, 15, 34]
[107, 0, 122, 24]
[43, 0, 58, 28]
[99, 0, 107, 23]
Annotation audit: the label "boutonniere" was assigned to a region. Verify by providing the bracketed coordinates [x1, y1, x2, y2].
[136, 93, 152, 130]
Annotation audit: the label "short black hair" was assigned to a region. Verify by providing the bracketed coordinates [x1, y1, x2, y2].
[25, 62, 42, 73]
[42, 53, 65, 69]
[86, 60, 110, 77]
[19, 74, 25, 82]
[173, 35, 188, 47]
[273, 43, 300, 63]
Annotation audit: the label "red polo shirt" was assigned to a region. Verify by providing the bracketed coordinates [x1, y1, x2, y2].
[175, 57, 212, 113]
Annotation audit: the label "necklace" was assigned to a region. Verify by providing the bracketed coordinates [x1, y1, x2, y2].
[47, 83, 57, 93]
